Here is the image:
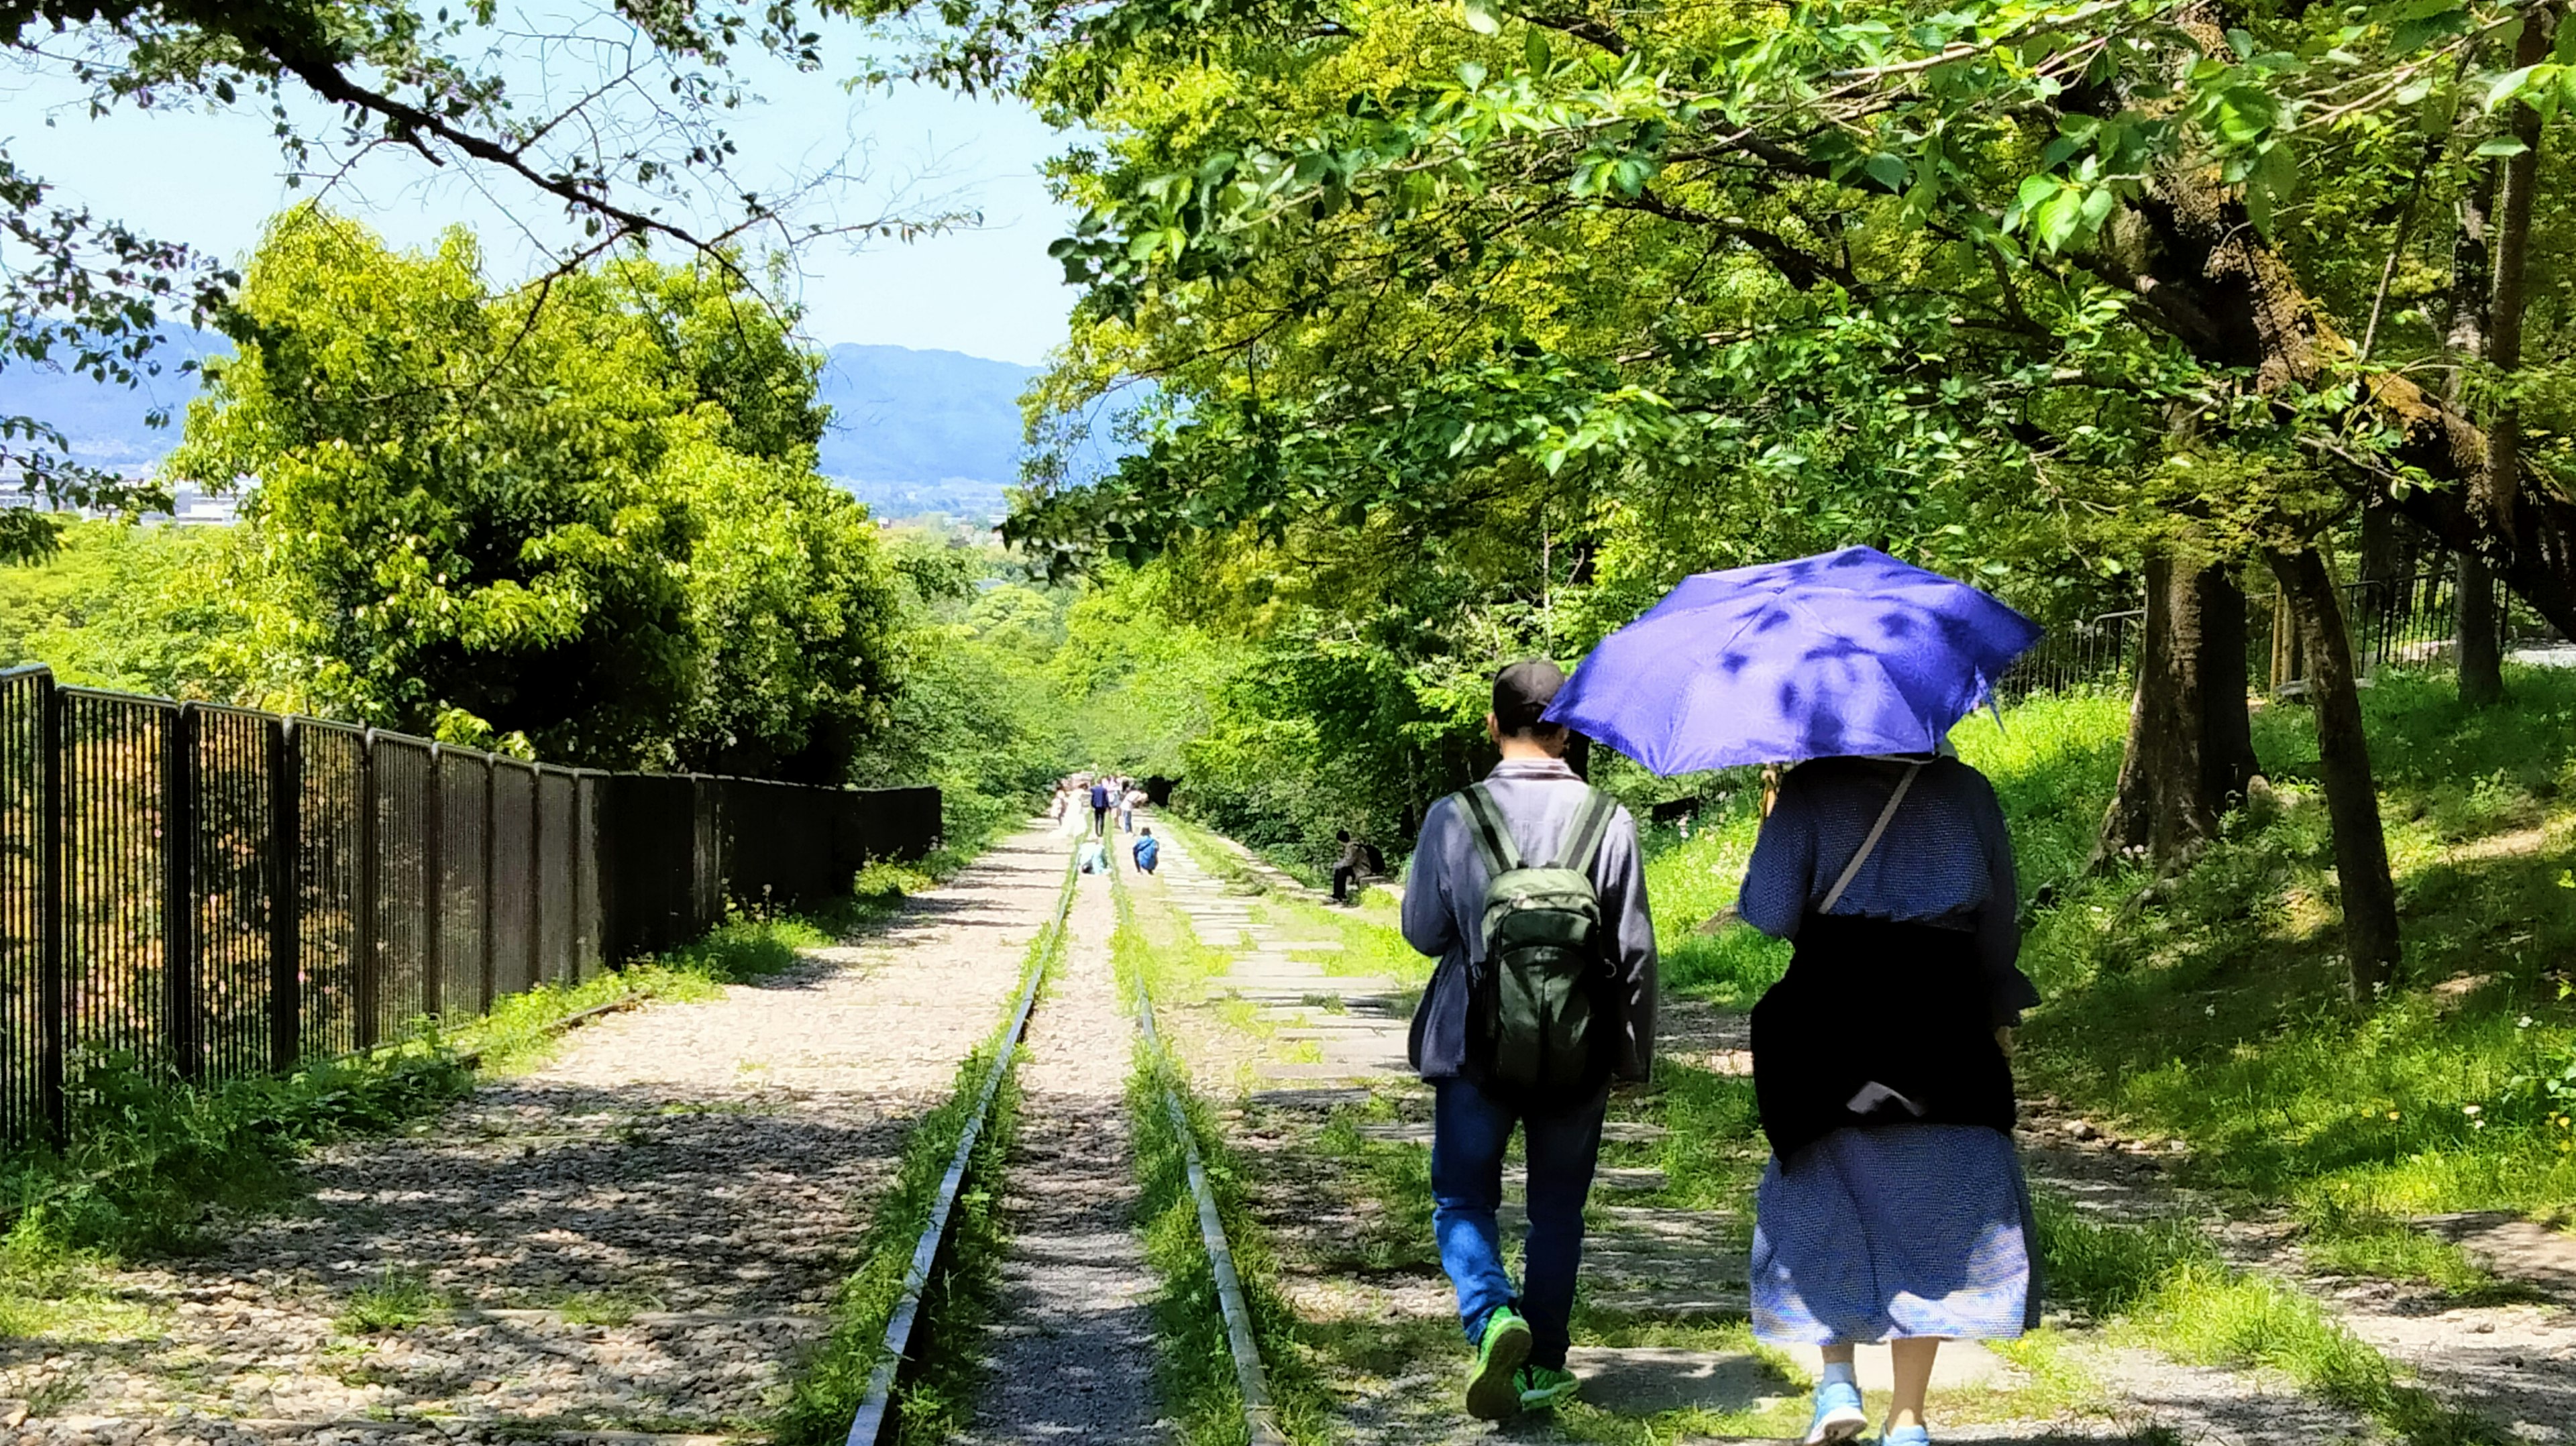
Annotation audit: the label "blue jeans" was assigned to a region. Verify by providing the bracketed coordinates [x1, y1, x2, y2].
[1431, 1076, 1607, 1370]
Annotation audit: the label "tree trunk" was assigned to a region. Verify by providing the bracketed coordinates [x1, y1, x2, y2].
[2267, 546, 2403, 999]
[2460, 551, 2504, 702]
[2460, 8, 2554, 705]
[2438, 96, 2511, 705]
[2094, 556, 2257, 871]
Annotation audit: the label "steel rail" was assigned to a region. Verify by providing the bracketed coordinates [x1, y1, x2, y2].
[1135, 974, 1289, 1446]
[846, 844, 1079, 1446]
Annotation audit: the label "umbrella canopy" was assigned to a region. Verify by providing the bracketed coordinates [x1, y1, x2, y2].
[1545, 546, 2043, 774]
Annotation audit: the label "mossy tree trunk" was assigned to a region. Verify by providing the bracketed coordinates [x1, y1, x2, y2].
[2094, 556, 2258, 873]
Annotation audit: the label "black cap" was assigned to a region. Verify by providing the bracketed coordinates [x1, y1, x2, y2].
[1493, 658, 1568, 734]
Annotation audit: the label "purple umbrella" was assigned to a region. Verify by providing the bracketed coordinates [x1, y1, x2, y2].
[1544, 545, 2043, 774]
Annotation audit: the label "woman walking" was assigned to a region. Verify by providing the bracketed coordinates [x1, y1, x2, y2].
[1737, 746, 2041, 1446]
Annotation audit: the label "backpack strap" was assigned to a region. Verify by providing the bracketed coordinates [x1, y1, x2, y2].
[1552, 788, 1621, 874]
[1817, 763, 1921, 914]
[1456, 783, 1522, 877]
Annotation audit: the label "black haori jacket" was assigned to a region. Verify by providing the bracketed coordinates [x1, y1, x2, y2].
[1750, 911, 2017, 1164]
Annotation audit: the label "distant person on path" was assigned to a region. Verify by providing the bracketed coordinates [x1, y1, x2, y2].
[1737, 747, 2041, 1446]
[1132, 826, 1160, 874]
[1090, 779, 1112, 836]
[1401, 659, 1657, 1421]
[1330, 829, 1380, 904]
[1123, 784, 1147, 833]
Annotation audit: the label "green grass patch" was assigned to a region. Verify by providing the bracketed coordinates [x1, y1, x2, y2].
[2126, 1262, 2505, 1445]
[334, 1264, 453, 1333]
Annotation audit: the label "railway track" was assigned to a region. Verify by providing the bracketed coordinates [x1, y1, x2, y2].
[849, 841, 1281, 1446]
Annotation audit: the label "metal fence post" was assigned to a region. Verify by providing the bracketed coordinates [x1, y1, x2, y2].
[527, 768, 544, 988]
[268, 719, 301, 1072]
[165, 703, 199, 1082]
[480, 761, 496, 1011]
[36, 677, 64, 1142]
[423, 744, 443, 1019]
[354, 730, 379, 1050]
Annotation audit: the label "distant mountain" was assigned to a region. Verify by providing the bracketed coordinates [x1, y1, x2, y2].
[0, 331, 1056, 520]
[817, 344, 1039, 485]
[0, 327, 227, 469]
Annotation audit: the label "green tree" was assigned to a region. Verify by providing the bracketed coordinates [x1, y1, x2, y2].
[0, 520, 251, 698]
[170, 209, 908, 774]
[668, 440, 906, 781]
[970, 0, 2576, 986]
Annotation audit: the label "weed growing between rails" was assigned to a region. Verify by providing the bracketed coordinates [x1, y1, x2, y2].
[1111, 873, 1329, 1446]
[774, 847, 1073, 1446]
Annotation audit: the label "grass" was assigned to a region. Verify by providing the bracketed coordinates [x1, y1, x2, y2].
[334, 1264, 453, 1333]
[771, 850, 1071, 1446]
[1112, 871, 1336, 1446]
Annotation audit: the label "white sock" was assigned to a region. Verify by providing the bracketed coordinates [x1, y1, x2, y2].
[1820, 1361, 1858, 1390]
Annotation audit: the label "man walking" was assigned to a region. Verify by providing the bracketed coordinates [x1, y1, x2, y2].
[1401, 659, 1657, 1421]
[1089, 777, 1112, 837]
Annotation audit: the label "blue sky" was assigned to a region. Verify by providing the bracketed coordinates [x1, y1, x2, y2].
[0, 26, 1083, 366]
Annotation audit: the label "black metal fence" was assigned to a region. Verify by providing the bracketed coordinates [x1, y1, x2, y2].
[0, 666, 941, 1144]
[2000, 571, 2569, 701]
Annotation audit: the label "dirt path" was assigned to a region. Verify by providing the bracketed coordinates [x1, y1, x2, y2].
[953, 868, 1170, 1444]
[7, 826, 1073, 1446]
[2021, 1101, 2576, 1444]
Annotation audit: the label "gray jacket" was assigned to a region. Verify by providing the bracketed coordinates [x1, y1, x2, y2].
[1399, 758, 1659, 1082]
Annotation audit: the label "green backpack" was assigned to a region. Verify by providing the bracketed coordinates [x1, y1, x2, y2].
[1456, 783, 1622, 1100]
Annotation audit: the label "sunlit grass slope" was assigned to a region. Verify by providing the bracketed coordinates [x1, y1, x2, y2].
[1643, 667, 2576, 1233]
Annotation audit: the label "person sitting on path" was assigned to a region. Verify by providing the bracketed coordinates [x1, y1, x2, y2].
[1737, 745, 2041, 1446]
[1132, 826, 1161, 874]
[1077, 836, 1108, 875]
[1401, 658, 1658, 1422]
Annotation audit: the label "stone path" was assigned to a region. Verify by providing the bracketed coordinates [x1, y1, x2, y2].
[4, 826, 1075, 1446]
[954, 867, 1169, 1444]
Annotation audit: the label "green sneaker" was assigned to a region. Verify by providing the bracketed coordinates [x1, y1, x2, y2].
[1517, 1364, 1579, 1411]
[1464, 1306, 1533, 1420]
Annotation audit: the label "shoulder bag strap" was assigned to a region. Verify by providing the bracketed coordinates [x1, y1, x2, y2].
[1456, 783, 1521, 877]
[1817, 763, 1921, 914]
[1553, 788, 1621, 875]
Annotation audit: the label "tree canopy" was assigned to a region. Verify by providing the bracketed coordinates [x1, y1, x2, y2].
[168, 209, 904, 774]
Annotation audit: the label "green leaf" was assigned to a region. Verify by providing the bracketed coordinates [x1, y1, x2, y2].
[2475, 135, 2531, 157]
[2485, 64, 2540, 112]
[1462, 0, 1503, 36]
[1524, 26, 1552, 72]
[2033, 188, 2083, 252]
[1864, 152, 1909, 191]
